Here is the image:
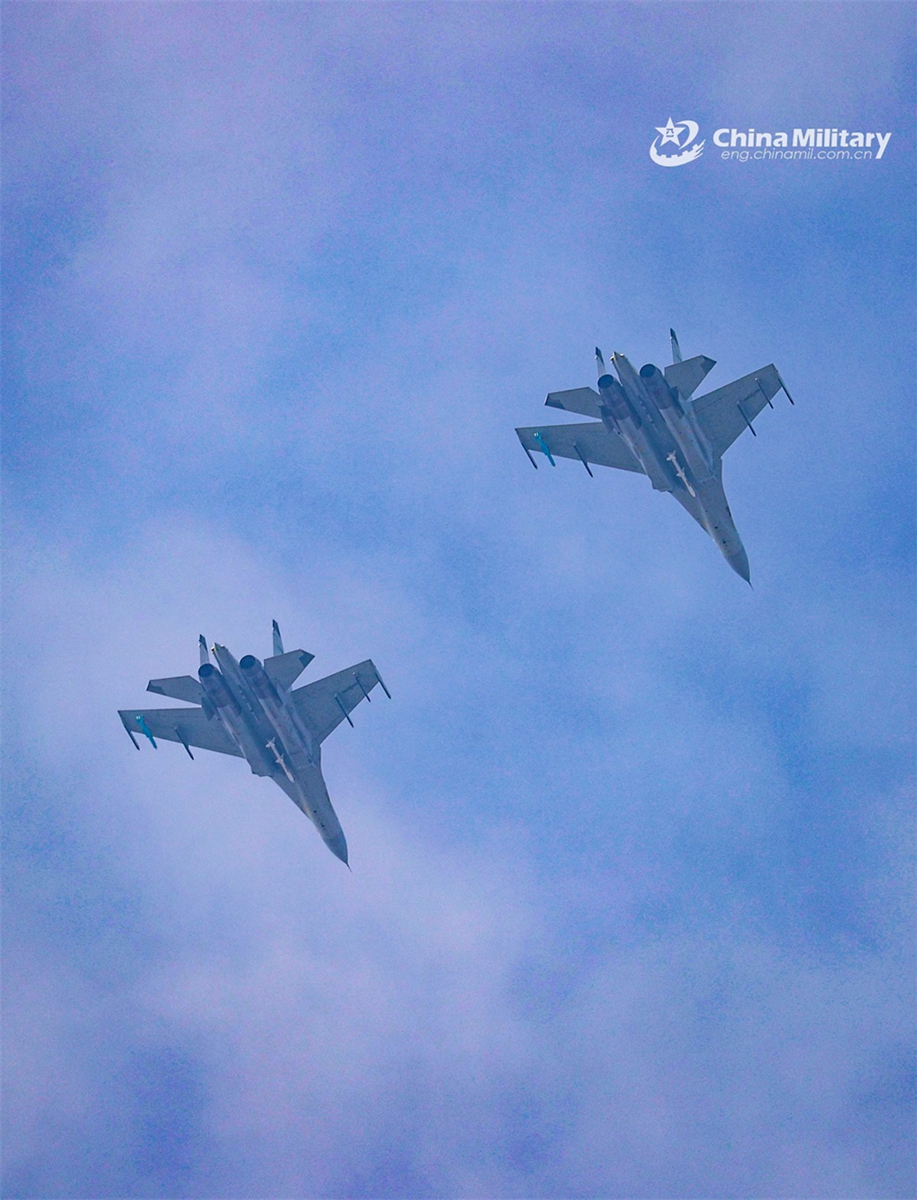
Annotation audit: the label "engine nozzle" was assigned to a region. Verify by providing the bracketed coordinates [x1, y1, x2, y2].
[198, 662, 235, 708]
[596, 370, 637, 426]
[639, 362, 680, 411]
[239, 653, 283, 705]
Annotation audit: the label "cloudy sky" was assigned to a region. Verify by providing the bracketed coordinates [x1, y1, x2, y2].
[3, 4, 914, 1197]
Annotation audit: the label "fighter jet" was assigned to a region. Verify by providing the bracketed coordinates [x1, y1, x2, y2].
[118, 621, 389, 865]
[515, 330, 794, 581]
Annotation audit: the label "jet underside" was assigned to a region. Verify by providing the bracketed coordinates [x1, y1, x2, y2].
[515, 332, 793, 580]
[119, 625, 389, 864]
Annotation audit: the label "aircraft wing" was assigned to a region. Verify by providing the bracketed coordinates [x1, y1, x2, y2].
[515, 422, 644, 474]
[690, 364, 782, 456]
[118, 706, 243, 757]
[291, 659, 382, 744]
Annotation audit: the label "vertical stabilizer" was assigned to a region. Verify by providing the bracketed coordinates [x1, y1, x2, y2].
[670, 328, 682, 364]
[199, 635, 210, 666]
[272, 620, 284, 656]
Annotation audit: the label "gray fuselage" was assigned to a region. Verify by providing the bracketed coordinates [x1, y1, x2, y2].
[599, 353, 749, 581]
[200, 645, 348, 863]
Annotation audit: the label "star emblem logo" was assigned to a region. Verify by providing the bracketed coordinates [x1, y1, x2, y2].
[649, 119, 704, 168]
[655, 118, 683, 147]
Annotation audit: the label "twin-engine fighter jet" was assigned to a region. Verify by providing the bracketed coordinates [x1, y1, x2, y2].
[516, 330, 794, 581]
[118, 622, 389, 865]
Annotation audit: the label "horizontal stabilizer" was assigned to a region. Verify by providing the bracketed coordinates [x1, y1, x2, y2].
[264, 649, 315, 691]
[691, 364, 782, 456]
[147, 675, 204, 705]
[516, 422, 644, 474]
[545, 387, 603, 419]
[664, 355, 716, 399]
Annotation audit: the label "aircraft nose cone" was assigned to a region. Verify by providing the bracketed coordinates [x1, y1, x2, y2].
[325, 830, 349, 866]
[726, 547, 751, 584]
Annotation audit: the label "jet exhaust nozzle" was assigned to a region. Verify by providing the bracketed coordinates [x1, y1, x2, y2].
[639, 362, 679, 410]
[198, 662, 235, 708]
[239, 653, 276, 700]
[597, 371, 638, 426]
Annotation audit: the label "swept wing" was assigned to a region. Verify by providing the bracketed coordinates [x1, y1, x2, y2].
[691, 365, 782, 456]
[292, 660, 383, 744]
[118, 705, 243, 757]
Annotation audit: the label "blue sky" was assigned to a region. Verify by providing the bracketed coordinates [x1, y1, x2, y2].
[3, 4, 914, 1197]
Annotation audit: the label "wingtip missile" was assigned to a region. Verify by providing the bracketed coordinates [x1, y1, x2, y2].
[776, 371, 796, 405]
[373, 666, 392, 699]
[517, 429, 539, 469]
